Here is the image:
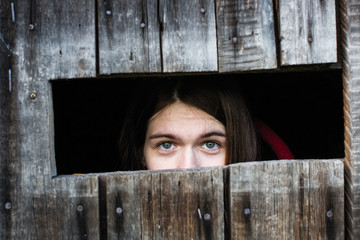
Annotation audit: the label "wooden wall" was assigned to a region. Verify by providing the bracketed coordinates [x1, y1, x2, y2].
[0, 0, 357, 239]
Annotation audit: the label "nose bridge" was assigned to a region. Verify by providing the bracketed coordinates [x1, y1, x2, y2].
[178, 147, 198, 169]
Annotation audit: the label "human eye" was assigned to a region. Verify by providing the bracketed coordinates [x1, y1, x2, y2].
[201, 141, 220, 152]
[157, 142, 176, 152]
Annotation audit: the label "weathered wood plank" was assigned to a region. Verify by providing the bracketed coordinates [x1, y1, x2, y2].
[278, 0, 337, 65]
[340, 0, 360, 238]
[98, 0, 161, 74]
[30, 0, 96, 79]
[216, 0, 277, 72]
[229, 160, 344, 239]
[100, 167, 224, 239]
[48, 175, 100, 239]
[0, 0, 96, 238]
[160, 0, 218, 72]
[0, 1, 14, 239]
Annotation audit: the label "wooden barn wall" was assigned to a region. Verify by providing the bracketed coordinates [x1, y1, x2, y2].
[0, 0, 355, 239]
[340, 0, 360, 239]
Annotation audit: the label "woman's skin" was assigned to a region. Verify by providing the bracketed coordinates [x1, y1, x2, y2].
[143, 102, 226, 170]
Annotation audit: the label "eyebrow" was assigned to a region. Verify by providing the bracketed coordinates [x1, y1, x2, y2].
[201, 131, 226, 138]
[148, 131, 226, 140]
[149, 134, 177, 140]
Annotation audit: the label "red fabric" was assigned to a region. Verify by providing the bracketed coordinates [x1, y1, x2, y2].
[254, 119, 294, 160]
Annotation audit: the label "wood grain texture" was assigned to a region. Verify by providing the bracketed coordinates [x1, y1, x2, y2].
[100, 167, 224, 240]
[0, 0, 96, 238]
[228, 160, 344, 240]
[29, 0, 96, 79]
[278, 0, 337, 65]
[340, 0, 360, 239]
[216, 0, 277, 72]
[0, 1, 14, 238]
[48, 175, 100, 239]
[98, 0, 161, 74]
[160, 0, 218, 72]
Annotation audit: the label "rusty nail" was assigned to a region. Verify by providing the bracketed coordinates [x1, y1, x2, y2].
[30, 93, 37, 100]
[200, 8, 206, 14]
[326, 210, 333, 219]
[244, 207, 251, 216]
[116, 207, 123, 214]
[308, 37, 313, 43]
[203, 213, 211, 221]
[232, 37, 238, 43]
[77, 204, 84, 212]
[106, 10, 112, 16]
[29, 24, 35, 30]
[5, 202, 12, 210]
[140, 22, 146, 28]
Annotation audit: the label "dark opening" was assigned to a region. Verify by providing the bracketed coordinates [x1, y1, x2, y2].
[52, 69, 344, 175]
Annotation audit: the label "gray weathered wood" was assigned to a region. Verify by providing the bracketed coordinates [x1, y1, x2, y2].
[229, 160, 344, 239]
[160, 0, 218, 72]
[29, 0, 96, 79]
[0, 0, 96, 238]
[100, 167, 224, 240]
[340, 0, 360, 239]
[0, 1, 13, 238]
[216, 0, 277, 72]
[278, 0, 337, 65]
[98, 0, 161, 74]
[48, 175, 100, 239]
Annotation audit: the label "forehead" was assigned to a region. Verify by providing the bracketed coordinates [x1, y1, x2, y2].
[148, 102, 225, 132]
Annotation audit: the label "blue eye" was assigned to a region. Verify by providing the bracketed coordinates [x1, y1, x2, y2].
[204, 142, 218, 149]
[160, 142, 173, 150]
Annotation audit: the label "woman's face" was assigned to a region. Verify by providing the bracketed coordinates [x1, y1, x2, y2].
[143, 102, 226, 170]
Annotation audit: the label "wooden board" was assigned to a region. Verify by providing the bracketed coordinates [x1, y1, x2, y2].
[0, 0, 96, 238]
[48, 175, 100, 239]
[28, 0, 96, 79]
[228, 160, 344, 239]
[98, 0, 161, 74]
[340, 0, 360, 238]
[216, 0, 277, 72]
[0, 1, 13, 238]
[278, 0, 337, 65]
[160, 0, 218, 72]
[100, 167, 224, 239]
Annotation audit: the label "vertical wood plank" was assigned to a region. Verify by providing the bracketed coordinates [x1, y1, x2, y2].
[216, 0, 277, 72]
[31, 0, 96, 79]
[278, 0, 337, 65]
[1, 0, 96, 238]
[0, 1, 13, 238]
[48, 175, 100, 239]
[160, 0, 218, 72]
[101, 167, 224, 240]
[340, 0, 360, 238]
[98, 0, 161, 74]
[229, 160, 344, 239]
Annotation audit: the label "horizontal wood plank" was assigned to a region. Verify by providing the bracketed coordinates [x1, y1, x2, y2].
[216, 0, 277, 72]
[278, 0, 337, 65]
[228, 160, 344, 239]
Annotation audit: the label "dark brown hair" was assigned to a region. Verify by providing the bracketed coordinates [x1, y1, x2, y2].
[118, 77, 258, 170]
